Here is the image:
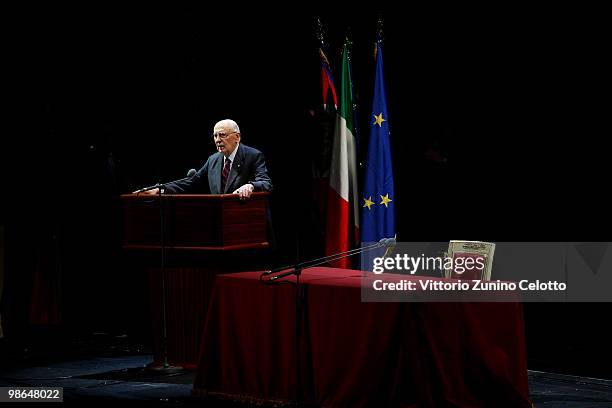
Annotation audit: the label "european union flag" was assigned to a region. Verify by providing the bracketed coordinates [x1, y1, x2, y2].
[361, 41, 395, 244]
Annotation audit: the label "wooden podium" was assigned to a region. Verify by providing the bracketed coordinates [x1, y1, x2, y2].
[120, 193, 270, 369]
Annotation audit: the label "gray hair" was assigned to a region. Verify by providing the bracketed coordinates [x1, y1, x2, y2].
[214, 119, 240, 134]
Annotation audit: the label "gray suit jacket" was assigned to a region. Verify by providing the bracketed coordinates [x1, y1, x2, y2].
[164, 144, 272, 194]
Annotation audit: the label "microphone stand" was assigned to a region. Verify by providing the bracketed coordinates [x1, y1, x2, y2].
[135, 169, 196, 371]
[144, 176, 194, 373]
[260, 238, 394, 405]
[145, 182, 181, 372]
[262, 240, 387, 282]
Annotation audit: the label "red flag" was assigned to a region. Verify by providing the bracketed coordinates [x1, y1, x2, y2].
[325, 43, 359, 268]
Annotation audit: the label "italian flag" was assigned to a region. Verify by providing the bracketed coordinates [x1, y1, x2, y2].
[325, 43, 359, 268]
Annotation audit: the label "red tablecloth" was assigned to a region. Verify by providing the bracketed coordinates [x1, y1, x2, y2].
[193, 268, 531, 407]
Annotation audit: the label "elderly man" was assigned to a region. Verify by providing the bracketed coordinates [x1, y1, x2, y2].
[138, 119, 272, 199]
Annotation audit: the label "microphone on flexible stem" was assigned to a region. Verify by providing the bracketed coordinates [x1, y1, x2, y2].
[265, 237, 397, 282]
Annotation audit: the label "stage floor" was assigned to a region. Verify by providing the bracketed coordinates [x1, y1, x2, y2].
[0, 333, 610, 407]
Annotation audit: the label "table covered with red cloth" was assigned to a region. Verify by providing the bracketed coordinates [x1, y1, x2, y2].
[192, 268, 531, 407]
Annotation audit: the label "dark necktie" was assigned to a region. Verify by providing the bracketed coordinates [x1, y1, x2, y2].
[221, 158, 231, 192]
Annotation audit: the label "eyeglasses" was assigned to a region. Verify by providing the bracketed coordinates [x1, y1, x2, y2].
[212, 131, 238, 139]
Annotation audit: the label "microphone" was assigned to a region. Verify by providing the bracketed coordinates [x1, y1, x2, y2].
[381, 235, 397, 259]
[264, 237, 397, 281]
[378, 237, 396, 248]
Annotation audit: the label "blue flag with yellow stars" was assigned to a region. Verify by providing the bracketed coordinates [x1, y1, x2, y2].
[361, 40, 395, 244]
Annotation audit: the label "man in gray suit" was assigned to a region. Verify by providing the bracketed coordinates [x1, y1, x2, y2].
[138, 119, 272, 199]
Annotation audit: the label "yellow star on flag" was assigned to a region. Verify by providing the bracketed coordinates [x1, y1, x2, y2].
[379, 193, 392, 208]
[373, 112, 386, 127]
[363, 196, 375, 210]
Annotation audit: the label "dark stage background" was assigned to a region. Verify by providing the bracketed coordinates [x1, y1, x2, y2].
[2, 5, 609, 377]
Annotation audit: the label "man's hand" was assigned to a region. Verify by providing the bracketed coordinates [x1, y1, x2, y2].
[133, 188, 160, 195]
[233, 183, 254, 200]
